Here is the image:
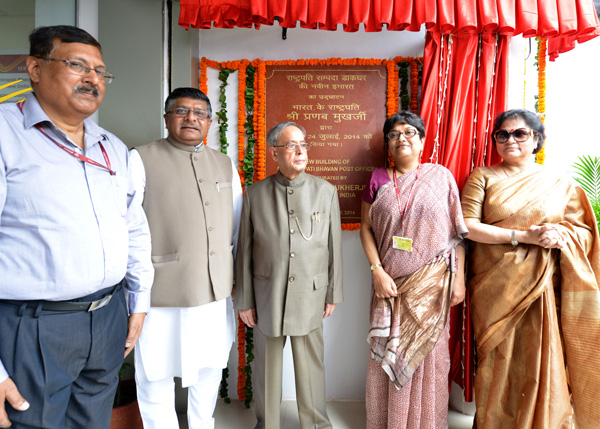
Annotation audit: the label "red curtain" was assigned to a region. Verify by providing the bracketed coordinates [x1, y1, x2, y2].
[180, 0, 599, 58]
[419, 31, 509, 401]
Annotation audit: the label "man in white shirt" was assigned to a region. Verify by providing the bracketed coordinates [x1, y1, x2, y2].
[0, 25, 153, 429]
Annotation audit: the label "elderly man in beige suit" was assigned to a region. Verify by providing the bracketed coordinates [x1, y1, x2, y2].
[235, 122, 343, 429]
[131, 87, 242, 428]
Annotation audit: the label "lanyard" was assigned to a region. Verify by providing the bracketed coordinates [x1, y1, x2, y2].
[18, 102, 116, 176]
[392, 164, 421, 228]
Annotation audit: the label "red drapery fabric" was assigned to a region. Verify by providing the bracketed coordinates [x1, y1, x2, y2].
[420, 32, 509, 400]
[180, 0, 599, 59]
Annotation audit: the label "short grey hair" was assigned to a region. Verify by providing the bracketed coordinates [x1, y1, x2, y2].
[266, 122, 307, 147]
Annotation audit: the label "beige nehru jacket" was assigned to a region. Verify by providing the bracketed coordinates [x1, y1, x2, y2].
[136, 137, 235, 307]
[235, 171, 343, 337]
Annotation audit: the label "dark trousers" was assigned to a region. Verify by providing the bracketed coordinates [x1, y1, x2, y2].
[0, 284, 128, 429]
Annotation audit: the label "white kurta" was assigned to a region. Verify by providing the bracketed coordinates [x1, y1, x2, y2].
[135, 298, 235, 387]
[131, 148, 242, 388]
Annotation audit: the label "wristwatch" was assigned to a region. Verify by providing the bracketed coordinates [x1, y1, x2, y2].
[510, 230, 518, 246]
[370, 263, 382, 271]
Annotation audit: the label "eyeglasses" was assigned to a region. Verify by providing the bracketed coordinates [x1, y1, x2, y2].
[37, 57, 115, 84]
[494, 128, 536, 143]
[274, 142, 312, 152]
[387, 129, 419, 141]
[168, 107, 210, 120]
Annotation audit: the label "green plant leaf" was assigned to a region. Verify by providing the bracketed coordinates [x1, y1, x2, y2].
[572, 155, 600, 230]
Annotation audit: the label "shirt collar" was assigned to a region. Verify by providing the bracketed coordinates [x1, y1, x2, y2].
[165, 136, 205, 153]
[22, 93, 108, 145]
[274, 170, 307, 187]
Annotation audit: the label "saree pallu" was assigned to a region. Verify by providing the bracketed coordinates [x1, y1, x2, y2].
[367, 164, 466, 389]
[465, 168, 600, 429]
[368, 257, 453, 389]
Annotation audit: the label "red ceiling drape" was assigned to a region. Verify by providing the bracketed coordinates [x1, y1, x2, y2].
[180, 0, 599, 58]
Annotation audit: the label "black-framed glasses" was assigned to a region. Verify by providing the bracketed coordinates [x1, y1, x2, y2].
[37, 57, 115, 84]
[387, 128, 419, 141]
[168, 107, 210, 120]
[274, 142, 311, 152]
[494, 128, 536, 143]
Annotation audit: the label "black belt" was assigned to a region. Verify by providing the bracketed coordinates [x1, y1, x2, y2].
[0, 281, 122, 313]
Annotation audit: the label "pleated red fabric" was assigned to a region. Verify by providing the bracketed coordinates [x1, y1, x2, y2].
[419, 31, 508, 401]
[179, 0, 599, 58]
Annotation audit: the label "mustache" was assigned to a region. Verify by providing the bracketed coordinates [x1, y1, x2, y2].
[74, 85, 99, 97]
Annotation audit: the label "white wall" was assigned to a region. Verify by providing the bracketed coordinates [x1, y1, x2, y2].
[507, 35, 600, 173]
[544, 36, 600, 171]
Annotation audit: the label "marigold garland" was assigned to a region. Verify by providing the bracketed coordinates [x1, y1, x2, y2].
[217, 68, 234, 154]
[219, 367, 230, 404]
[410, 60, 420, 113]
[253, 59, 267, 182]
[534, 38, 547, 165]
[236, 315, 246, 400]
[201, 57, 257, 404]
[237, 60, 248, 184]
[243, 65, 257, 186]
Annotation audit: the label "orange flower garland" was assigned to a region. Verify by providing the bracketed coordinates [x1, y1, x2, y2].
[252, 59, 267, 182]
[237, 60, 249, 184]
[410, 60, 419, 113]
[236, 316, 246, 399]
[386, 59, 399, 117]
[535, 39, 547, 165]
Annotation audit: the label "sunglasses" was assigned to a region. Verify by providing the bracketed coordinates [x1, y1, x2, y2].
[494, 128, 536, 143]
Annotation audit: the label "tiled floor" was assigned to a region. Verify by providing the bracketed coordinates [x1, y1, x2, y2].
[178, 399, 474, 428]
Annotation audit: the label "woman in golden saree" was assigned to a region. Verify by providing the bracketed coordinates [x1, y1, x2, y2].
[360, 111, 467, 428]
[462, 109, 600, 428]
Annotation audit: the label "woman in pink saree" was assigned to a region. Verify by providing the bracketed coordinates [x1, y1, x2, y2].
[360, 111, 467, 428]
[462, 109, 600, 428]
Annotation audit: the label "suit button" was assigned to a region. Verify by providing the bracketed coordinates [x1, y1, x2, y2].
[193, 156, 198, 161]
[210, 251, 216, 256]
[199, 178, 204, 183]
[288, 189, 294, 195]
[205, 201, 210, 206]
[208, 227, 213, 231]
[290, 252, 295, 258]
[289, 276, 295, 282]
[290, 229, 295, 234]
[288, 209, 294, 215]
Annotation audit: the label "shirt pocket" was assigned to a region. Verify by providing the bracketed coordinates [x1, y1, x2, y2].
[215, 181, 232, 192]
[110, 174, 128, 217]
[152, 253, 179, 263]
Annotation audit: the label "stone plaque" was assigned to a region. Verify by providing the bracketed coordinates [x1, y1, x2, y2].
[265, 65, 387, 225]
